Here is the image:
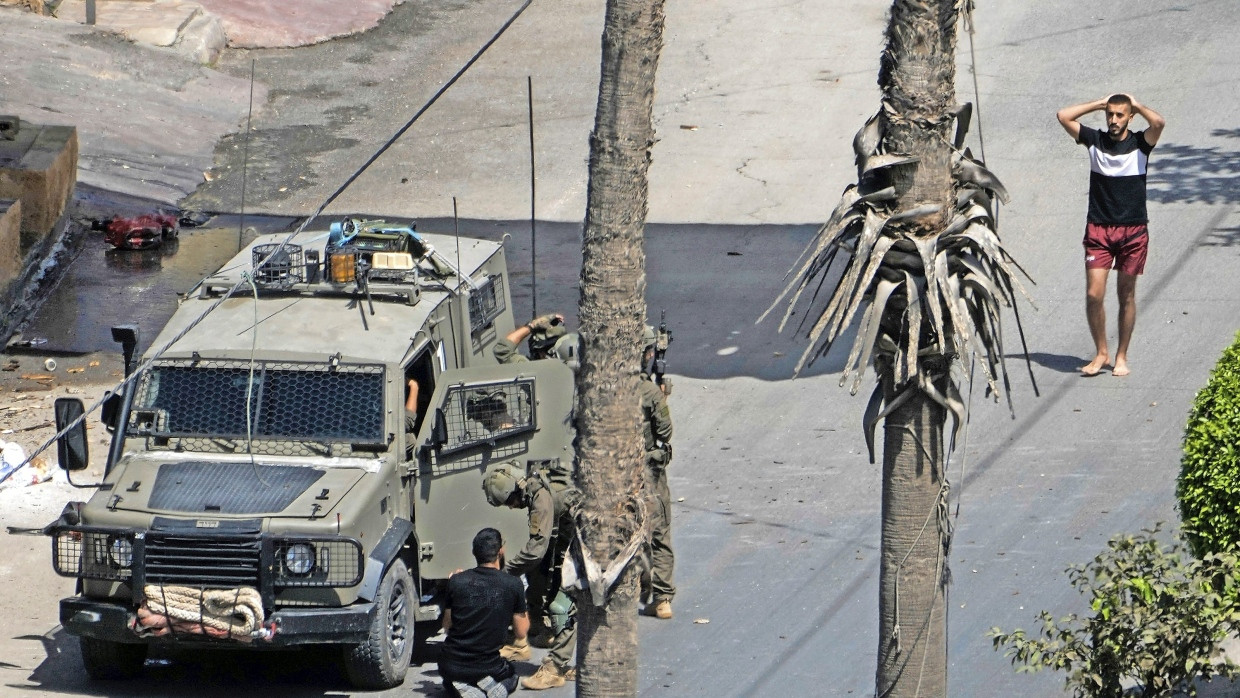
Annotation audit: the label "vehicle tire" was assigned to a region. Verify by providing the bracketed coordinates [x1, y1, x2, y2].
[79, 636, 148, 680]
[343, 558, 415, 689]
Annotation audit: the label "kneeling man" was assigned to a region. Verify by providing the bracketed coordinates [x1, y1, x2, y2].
[439, 528, 529, 698]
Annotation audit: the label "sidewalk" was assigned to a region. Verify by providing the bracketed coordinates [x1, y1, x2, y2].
[42, 0, 404, 60]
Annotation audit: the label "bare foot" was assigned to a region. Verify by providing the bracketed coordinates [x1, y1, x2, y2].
[1080, 355, 1109, 377]
[1112, 360, 1130, 377]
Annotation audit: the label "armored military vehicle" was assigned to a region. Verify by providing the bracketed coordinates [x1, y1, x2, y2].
[47, 218, 575, 688]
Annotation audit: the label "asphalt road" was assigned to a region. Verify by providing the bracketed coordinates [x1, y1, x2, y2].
[2, 0, 1240, 696]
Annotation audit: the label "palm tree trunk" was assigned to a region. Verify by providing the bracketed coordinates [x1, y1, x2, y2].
[874, 1, 960, 695]
[879, 0, 959, 234]
[875, 357, 949, 697]
[575, 0, 665, 695]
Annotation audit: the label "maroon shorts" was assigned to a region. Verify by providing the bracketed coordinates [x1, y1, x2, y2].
[1083, 222, 1148, 276]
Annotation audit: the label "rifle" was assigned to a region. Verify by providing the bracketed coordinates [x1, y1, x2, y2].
[651, 310, 673, 395]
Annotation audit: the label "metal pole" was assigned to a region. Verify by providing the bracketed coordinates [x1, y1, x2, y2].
[239, 59, 255, 252]
[527, 75, 537, 319]
[86, 0, 96, 25]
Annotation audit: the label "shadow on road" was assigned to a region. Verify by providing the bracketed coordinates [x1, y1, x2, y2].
[420, 217, 851, 382]
[1148, 131, 1240, 208]
[1016, 351, 1086, 374]
[11, 626, 350, 697]
[15, 211, 858, 383]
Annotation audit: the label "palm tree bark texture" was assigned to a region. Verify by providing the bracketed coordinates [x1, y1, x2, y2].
[765, 0, 1033, 696]
[574, 0, 665, 695]
[875, 4, 958, 696]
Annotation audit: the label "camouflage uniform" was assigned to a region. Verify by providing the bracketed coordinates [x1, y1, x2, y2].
[494, 316, 566, 364]
[491, 337, 528, 364]
[504, 473, 579, 674]
[640, 372, 675, 606]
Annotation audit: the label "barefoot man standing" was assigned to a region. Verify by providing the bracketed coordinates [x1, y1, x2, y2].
[1057, 94, 1165, 376]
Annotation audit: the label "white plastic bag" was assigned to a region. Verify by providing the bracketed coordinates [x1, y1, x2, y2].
[0, 440, 27, 484]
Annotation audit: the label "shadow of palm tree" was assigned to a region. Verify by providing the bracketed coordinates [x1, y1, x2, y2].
[1148, 131, 1240, 208]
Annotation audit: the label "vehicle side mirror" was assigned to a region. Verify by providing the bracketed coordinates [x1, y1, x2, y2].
[100, 391, 121, 432]
[54, 398, 89, 472]
[430, 408, 448, 449]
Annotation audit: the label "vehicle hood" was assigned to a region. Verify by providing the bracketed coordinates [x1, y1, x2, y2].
[97, 453, 370, 519]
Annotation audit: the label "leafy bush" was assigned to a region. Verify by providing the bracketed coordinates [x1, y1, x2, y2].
[989, 526, 1240, 697]
[1178, 331, 1240, 558]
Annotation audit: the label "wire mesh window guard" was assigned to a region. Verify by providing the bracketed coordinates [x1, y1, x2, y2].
[469, 275, 505, 335]
[131, 359, 386, 446]
[438, 378, 535, 456]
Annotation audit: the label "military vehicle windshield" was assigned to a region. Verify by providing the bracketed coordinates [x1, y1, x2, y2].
[128, 359, 386, 452]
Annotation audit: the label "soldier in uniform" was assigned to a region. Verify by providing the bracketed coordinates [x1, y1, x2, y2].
[640, 324, 676, 619]
[493, 313, 566, 363]
[481, 462, 580, 690]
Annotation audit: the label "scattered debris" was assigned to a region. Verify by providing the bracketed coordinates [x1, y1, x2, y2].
[0, 114, 19, 140]
[20, 374, 54, 381]
[67, 367, 84, 374]
[103, 213, 180, 250]
[178, 210, 211, 227]
[0, 439, 28, 484]
[43, 358, 57, 371]
[680, 125, 699, 131]
[693, 618, 710, 624]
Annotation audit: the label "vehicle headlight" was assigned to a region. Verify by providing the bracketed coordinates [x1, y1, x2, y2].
[108, 536, 134, 568]
[283, 543, 316, 576]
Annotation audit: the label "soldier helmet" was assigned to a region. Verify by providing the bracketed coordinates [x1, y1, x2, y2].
[553, 332, 582, 372]
[482, 461, 526, 507]
[529, 324, 568, 355]
[642, 324, 657, 351]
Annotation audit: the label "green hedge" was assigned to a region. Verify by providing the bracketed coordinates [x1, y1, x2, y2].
[1178, 330, 1240, 558]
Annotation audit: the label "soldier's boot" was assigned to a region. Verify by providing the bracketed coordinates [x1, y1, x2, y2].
[528, 626, 554, 649]
[499, 637, 530, 661]
[655, 600, 673, 619]
[521, 662, 568, 690]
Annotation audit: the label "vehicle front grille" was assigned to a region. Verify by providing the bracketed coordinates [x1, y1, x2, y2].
[144, 534, 261, 589]
[52, 527, 365, 595]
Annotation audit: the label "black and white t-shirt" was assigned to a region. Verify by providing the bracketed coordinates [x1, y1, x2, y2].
[1077, 125, 1154, 225]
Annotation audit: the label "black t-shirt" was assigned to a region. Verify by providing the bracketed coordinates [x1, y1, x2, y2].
[438, 567, 526, 683]
[1077, 125, 1154, 225]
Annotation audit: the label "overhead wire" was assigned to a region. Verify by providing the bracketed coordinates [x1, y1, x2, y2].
[5, 0, 535, 480]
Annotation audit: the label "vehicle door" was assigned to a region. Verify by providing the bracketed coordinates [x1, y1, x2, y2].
[411, 359, 575, 581]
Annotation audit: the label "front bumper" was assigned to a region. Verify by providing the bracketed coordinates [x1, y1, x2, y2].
[61, 596, 376, 647]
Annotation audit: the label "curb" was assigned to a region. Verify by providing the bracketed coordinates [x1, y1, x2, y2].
[46, 0, 227, 64]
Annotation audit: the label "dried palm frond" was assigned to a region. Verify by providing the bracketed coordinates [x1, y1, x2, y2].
[765, 104, 1037, 460]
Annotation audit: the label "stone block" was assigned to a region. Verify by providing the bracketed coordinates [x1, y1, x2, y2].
[0, 200, 20, 291]
[56, 0, 208, 48]
[178, 9, 226, 64]
[0, 124, 78, 251]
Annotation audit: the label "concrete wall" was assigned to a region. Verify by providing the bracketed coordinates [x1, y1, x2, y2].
[0, 123, 78, 251]
[0, 200, 20, 291]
